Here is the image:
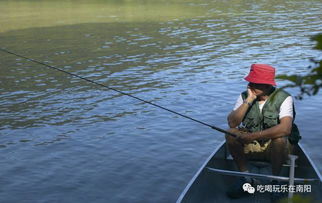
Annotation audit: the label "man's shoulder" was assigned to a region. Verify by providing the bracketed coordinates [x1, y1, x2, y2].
[272, 88, 292, 102]
[275, 88, 291, 97]
[269, 88, 292, 107]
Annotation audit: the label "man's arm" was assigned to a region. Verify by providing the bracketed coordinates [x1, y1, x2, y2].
[238, 116, 293, 144]
[228, 88, 257, 128]
[251, 116, 293, 140]
[228, 102, 251, 128]
[251, 96, 294, 140]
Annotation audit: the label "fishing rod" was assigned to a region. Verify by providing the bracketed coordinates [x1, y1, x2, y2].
[0, 48, 237, 137]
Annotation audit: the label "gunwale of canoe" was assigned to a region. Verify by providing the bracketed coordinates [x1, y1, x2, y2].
[177, 141, 322, 203]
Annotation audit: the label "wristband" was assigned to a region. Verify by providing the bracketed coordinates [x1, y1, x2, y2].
[243, 100, 252, 106]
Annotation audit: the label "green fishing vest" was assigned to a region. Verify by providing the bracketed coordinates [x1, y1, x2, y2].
[241, 88, 301, 144]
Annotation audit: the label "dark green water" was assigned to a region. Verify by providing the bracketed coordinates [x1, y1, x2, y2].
[1, 0, 322, 202]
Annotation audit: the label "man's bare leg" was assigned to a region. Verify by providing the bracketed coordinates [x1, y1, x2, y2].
[225, 128, 248, 172]
[270, 137, 288, 176]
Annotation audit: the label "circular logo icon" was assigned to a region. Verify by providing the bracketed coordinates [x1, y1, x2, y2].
[243, 182, 255, 194]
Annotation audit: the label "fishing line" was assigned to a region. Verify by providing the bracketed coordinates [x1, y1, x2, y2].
[0, 48, 237, 137]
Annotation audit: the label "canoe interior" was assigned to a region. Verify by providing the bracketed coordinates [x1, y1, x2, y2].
[178, 141, 322, 203]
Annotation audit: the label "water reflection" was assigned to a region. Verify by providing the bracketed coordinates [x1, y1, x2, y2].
[0, 0, 206, 33]
[1, 0, 322, 202]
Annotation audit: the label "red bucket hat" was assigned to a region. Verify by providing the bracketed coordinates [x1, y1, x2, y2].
[244, 64, 276, 86]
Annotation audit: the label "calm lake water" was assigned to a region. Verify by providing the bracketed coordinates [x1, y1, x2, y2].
[1, 0, 322, 202]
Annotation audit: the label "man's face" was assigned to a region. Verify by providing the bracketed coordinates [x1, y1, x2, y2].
[248, 82, 271, 96]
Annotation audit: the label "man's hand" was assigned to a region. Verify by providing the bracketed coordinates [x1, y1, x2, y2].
[246, 86, 257, 102]
[236, 132, 255, 144]
[227, 85, 258, 128]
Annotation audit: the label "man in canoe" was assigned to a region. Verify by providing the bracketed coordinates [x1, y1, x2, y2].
[225, 64, 301, 199]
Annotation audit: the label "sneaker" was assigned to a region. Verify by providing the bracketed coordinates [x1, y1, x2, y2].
[226, 177, 253, 199]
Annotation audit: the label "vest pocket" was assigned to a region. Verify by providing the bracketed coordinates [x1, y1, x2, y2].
[263, 112, 279, 129]
[243, 117, 257, 132]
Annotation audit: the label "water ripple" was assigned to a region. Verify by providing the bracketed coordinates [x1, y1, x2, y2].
[1, 0, 322, 202]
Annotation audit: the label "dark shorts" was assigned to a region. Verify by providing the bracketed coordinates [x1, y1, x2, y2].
[244, 137, 293, 161]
